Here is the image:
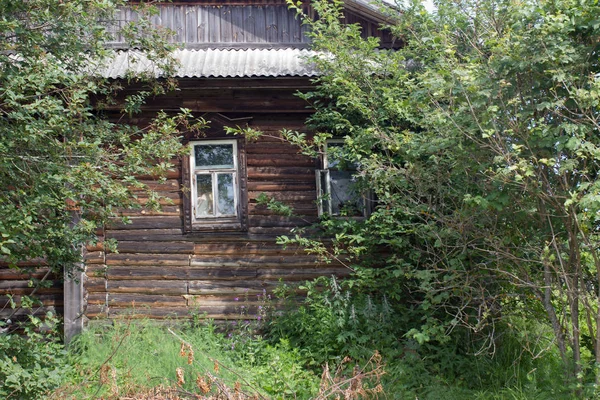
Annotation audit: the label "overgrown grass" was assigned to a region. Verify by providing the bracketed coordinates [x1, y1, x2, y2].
[0, 283, 582, 399]
[52, 318, 320, 399]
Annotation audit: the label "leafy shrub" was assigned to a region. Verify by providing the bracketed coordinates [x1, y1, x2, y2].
[0, 309, 71, 399]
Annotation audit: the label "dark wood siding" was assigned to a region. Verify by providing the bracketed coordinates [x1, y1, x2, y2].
[84, 83, 351, 321]
[106, 4, 398, 49]
[0, 262, 63, 321]
[107, 5, 311, 48]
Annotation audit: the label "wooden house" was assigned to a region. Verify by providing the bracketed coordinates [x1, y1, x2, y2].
[0, 0, 396, 339]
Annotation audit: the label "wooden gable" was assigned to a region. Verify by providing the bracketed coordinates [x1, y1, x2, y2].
[108, 0, 398, 49]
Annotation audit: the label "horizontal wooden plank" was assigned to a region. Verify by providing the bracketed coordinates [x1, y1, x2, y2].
[106, 253, 191, 266]
[248, 215, 318, 227]
[248, 166, 314, 176]
[0, 306, 63, 319]
[189, 255, 320, 267]
[87, 293, 108, 305]
[0, 294, 63, 307]
[100, 266, 257, 280]
[130, 192, 181, 201]
[247, 155, 315, 167]
[85, 304, 108, 318]
[249, 203, 318, 217]
[84, 251, 104, 264]
[193, 242, 302, 256]
[106, 280, 188, 295]
[110, 241, 195, 255]
[247, 182, 316, 191]
[130, 179, 181, 192]
[248, 226, 295, 235]
[107, 294, 187, 307]
[117, 206, 182, 217]
[0, 258, 47, 268]
[84, 277, 107, 293]
[258, 267, 352, 280]
[134, 168, 181, 180]
[108, 216, 183, 230]
[105, 229, 184, 241]
[186, 281, 279, 295]
[180, 98, 310, 114]
[134, 196, 182, 206]
[248, 191, 316, 201]
[0, 267, 53, 280]
[246, 143, 302, 154]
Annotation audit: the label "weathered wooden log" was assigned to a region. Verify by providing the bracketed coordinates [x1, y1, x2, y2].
[247, 167, 314, 180]
[193, 242, 303, 255]
[105, 229, 184, 241]
[106, 293, 187, 307]
[246, 154, 315, 167]
[106, 253, 190, 266]
[106, 280, 189, 295]
[248, 191, 316, 201]
[189, 254, 322, 267]
[84, 251, 105, 264]
[187, 280, 277, 295]
[99, 266, 258, 280]
[109, 241, 195, 254]
[117, 206, 182, 217]
[246, 182, 315, 191]
[258, 267, 352, 280]
[108, 216, 183, 230]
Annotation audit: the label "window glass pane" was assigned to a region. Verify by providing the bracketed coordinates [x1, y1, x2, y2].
[326, 142, 356, 170]
[320, 170, 331, 214]
[195, 144, 234, 169]
[217, 173, 236, 215]
[330, 171, 363, 216]
[195, 174, 214, 217]
[326, 143, 343, 169]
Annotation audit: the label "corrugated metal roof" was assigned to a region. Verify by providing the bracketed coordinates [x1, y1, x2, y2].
[99, 48, 318, 79]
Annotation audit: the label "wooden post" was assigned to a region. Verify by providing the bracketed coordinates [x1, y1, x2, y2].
[64, 259, 85, 344]
[64, 207, 86, 344]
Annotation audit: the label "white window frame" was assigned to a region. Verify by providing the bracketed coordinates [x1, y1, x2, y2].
[316, 140, 370, 217]
[190, 139, 239, 222]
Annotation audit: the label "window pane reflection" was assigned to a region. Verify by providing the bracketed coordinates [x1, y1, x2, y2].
[194, 144, 234, 169]
[196, 175, 213, 217]
[217, 173, 235, 215]
[330, 171, 363, 216]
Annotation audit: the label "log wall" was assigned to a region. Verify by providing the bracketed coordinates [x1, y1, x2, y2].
[84, 103, 350, 322]
[0, 262, 63, 321]
[0, 79, 350, 326]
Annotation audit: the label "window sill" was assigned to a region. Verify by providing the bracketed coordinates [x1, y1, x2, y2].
[190, 218, 244, 232]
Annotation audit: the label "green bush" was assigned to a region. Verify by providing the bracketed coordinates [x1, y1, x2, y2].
[0, 310, 71, 399]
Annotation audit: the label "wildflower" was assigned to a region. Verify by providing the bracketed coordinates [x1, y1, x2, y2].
[234, 297, 239, 301]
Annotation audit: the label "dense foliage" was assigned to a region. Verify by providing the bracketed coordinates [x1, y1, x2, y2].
[0, 0, 196, 275]
[273, 0, 600, 395]
[0, 1, 202, 397]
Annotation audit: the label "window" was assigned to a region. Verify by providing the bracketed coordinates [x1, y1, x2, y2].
[316, 140, 371, 217]
[183, 139, 248, 232]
